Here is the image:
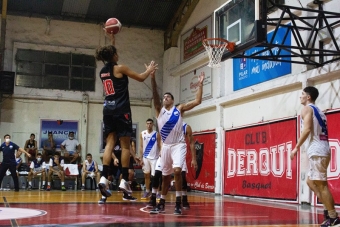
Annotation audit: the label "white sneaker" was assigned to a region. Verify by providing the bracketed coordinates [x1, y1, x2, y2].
[119, 179, 132, 194]
[98, 176, 112, 197]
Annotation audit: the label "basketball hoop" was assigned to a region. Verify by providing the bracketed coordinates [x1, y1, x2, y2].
[202, 38, 235, 68]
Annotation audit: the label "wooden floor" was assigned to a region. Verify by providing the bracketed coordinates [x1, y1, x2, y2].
[0, 188, 331, 227]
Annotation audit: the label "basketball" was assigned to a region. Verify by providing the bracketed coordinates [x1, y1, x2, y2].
[104, 18, 122, 34]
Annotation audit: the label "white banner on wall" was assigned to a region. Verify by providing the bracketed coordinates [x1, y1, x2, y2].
[180, 65, 212, 104]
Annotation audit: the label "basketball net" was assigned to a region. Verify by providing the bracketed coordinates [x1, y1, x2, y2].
[202, 38, 235, 68]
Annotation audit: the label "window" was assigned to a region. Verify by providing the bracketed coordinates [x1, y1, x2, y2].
[15, 49, 96, 91]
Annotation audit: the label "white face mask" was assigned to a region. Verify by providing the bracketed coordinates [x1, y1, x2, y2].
[69, 137, 74, 140]
[5, 138, 10, 143]
[37, 158, 42, 162]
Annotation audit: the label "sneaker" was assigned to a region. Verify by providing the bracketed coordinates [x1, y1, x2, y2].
[46, 185, 51, 191]
[182, 200, 190, 209]
[61, 185, 66, 191]
[98, 176, 112, 197]
[27, 185, 32, 191]
[81, 186, 85, 191]
[150, 199, 165, 214]
[321, 210, 330, 227]
[40, 185, 46, 191]
[98, 197, 107, 204]
[174, 202, 182, 215]
[123, 192, 137, 201]
[141, 191, 151, 200]
[119, 179, 132, 194]
[320, 219, 330, 227]
[146, 195, 156, 208]
[329, 217, 340, 226]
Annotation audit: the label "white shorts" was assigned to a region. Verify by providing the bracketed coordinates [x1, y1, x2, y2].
[142, 157, 158, 176]
[161, 143, 187, 176]
[308, 155, 330, 181]
[33, 167, 43, 172]
[155, 157, 162, 172]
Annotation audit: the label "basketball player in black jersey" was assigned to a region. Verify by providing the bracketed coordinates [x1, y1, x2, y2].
[95, 33, 157, 202]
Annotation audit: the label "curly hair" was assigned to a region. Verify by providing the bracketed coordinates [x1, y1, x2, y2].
[95, 45, 117, 63]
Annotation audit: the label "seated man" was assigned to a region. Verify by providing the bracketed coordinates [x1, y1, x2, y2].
[81, 153, 100, 191]
[43, 132, 56, 162]
[61, 132, 81, 164]
[27, 153, 46, 190]
[47, 152, 66, 191]
[24, 133, 38, 163]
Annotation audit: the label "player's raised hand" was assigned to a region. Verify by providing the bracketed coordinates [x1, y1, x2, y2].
[198, 71, 205, 85]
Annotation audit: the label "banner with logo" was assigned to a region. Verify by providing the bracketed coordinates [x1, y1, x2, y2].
[180, 65, 212, 103]
[180, 16, 212, 63]
[224, 118, 297, 200]
[233, 25, 292, 91]
[40, 120, 78, 150]
[185, 132, 215, 192]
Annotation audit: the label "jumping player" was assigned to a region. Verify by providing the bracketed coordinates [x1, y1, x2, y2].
[95, 33, 157, 201]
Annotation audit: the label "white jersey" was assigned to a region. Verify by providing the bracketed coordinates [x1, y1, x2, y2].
[84, 160, 97, 172]
[302, 104, 330, 158]
[157, 106, 185, 145]
[141, 130, 159, 159]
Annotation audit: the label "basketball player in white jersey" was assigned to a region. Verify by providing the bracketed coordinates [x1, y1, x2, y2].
[139, 118, 161, 199]
[81, 153, 100, 191]
[149, 69, 204, 215]
[290, 86, 339, 227]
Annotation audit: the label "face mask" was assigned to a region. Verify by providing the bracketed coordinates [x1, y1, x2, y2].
[37, 158, 42, 162]
[5, 138, 10, 143]
[69, 137, 74, 140]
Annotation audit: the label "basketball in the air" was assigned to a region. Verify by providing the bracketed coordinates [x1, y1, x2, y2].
[104, 18, 122, 34]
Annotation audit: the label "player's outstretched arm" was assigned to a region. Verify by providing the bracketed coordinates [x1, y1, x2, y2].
[151, 70, 162, 117]
[118, 61, 158, 82]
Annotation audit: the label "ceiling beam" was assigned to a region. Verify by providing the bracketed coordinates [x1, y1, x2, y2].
[164, 0, 199, 50]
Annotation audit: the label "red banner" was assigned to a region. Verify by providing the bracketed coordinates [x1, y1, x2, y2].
[224, 119, 297, 200]
[186, 132, 215, 192]
[323, 110, 340, 205]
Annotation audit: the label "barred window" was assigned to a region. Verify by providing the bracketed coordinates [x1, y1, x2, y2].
[15, 49, 96, 91]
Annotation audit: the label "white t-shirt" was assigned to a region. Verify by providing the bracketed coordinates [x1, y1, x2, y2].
[61, 139, 80, 152]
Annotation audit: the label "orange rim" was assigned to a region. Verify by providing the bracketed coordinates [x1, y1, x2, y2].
[203, 38, 235, 52]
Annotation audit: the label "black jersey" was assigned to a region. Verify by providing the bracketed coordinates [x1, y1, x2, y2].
[100, 62, 131, 115]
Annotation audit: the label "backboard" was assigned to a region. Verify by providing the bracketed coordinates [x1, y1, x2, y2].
[214, 0, 279, 60]
[214, 0, 265, 60]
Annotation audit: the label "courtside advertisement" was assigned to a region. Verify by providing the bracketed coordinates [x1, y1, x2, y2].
[186, 132, 215, 192]
[224, 118, 297, 200]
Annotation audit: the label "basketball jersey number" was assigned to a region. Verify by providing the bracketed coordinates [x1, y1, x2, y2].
[103, 79, 115, 96]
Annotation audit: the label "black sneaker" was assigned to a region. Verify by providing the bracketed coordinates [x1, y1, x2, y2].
[182, 200, 190, 209]
[150, 199, 165, 214]
[98, 197, 107, 204]
[40, 185, 46, 191]
[147, 196, 156, 208]
[27, 185, 32, 191]
[174, 202, 182, 215]
[320, 210, 330, 227]
[123, 192, 137, 201]
[329, 217, 340, 226]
